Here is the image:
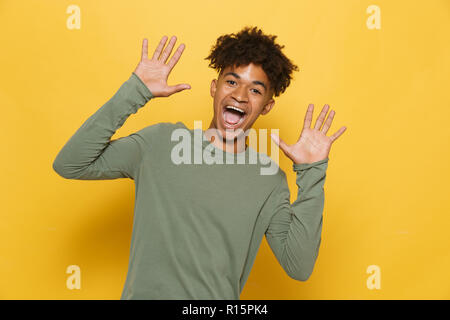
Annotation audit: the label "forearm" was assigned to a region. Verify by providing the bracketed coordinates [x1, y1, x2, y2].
[52, 72, 153, 179]
[265, 158, 328, 281]
[287, 158, 328, 280]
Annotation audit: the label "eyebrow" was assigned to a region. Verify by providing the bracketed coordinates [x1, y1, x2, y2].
[224, 72, 267, 91]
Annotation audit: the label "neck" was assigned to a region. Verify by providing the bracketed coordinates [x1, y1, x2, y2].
[205, 120, 248, 154]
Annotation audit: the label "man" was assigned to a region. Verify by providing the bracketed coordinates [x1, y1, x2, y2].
[53, 26, 346, 300]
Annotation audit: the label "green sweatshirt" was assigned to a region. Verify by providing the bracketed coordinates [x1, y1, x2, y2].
[52, 72, 329, 300]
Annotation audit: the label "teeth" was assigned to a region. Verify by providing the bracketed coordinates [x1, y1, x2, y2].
[225, 106, 245, 114]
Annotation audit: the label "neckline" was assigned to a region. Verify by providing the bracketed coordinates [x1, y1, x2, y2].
[193, 128, 252, 157]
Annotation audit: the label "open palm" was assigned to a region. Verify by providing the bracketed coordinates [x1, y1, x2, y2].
[133, 35, 191, 98]
[271, 104, 347, 164]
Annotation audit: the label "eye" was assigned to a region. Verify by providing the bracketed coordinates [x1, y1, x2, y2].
[226, 80, 261, 95]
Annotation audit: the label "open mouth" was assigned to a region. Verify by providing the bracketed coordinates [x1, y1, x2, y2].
[222, 105, 247, 129]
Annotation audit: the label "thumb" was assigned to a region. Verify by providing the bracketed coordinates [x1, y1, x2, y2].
[167, 83, 191, 96]
[270, 133, 290, 156]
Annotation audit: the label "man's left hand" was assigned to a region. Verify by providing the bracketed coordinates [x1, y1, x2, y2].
[271, 104, 347, 165]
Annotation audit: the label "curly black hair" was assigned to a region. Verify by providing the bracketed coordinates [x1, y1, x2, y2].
[205, 26, 299, 97]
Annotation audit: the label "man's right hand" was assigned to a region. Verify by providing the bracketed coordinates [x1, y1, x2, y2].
[133, 36, 191, 98]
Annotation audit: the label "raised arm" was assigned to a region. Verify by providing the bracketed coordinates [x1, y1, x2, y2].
[52, 36, 190, 180]
[265, 158, 328, 281]
[266, 103, 347, 281]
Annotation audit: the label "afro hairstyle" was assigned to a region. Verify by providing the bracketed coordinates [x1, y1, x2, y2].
[205, 26, 299, 97]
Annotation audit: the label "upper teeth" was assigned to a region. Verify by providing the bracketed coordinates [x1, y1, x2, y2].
[226, 106, 245, 114]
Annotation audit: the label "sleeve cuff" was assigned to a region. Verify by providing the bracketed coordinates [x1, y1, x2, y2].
[293, 157, 329, 171]
[131, 72, 154, 100]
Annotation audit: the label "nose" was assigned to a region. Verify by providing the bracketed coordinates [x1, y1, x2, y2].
[232, 85, 248, 103]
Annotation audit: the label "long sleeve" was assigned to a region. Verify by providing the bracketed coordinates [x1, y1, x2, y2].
[265, 157, 329, 281]
[52, 72, 153, 180]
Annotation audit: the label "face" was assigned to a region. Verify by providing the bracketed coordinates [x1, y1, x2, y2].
[209, 63, 275, 142]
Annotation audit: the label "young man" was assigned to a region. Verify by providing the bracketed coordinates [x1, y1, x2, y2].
[53, 26, 346, 300]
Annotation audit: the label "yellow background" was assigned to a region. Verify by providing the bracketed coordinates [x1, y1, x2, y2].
[1, 0, 449, 299]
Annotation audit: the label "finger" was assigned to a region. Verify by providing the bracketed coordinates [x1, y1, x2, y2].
[141, 38, 148, 61]
[314, 104, 330, 130]
[167, 83, 191, 96]
[303, 104, 314, 129]
[152, 35, 168, 60]
[270, 134, 290, 156]
[321, 109, 335, 134]
[160, 36, 177, 63]
[167, 43, 186, 71]
[329, 126, 347, 143]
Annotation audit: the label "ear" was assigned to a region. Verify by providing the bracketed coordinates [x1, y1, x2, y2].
[260, 98, 275, 115]
[210, 79, 217, 98]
